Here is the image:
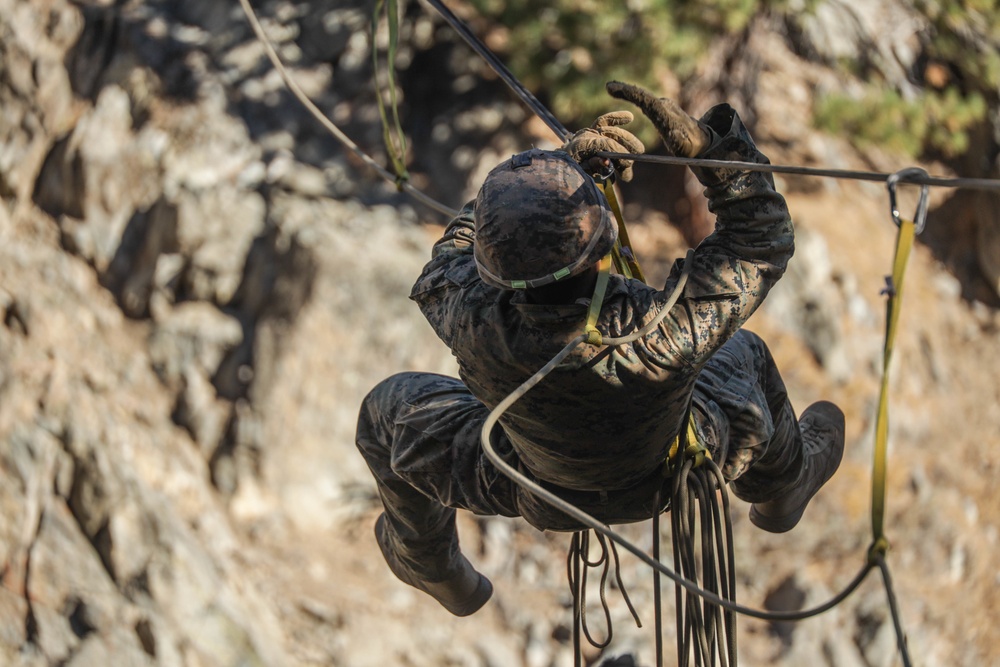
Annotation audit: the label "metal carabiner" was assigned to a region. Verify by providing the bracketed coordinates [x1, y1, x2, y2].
[590, 160, 618, 185]
[886, 167, 930, 234]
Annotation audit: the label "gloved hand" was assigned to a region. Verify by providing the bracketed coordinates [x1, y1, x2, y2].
[606, 81, 711, 158]
[560, 111, 644, 182]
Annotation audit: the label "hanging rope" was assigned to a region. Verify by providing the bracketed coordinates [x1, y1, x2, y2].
[567, 530, 642, 666]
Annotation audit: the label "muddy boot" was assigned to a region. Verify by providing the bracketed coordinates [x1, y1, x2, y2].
[749, 401, 845, 533]
[375, 514, 493, 616]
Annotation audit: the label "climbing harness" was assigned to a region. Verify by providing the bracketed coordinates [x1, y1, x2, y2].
[233, 1, 995, 665]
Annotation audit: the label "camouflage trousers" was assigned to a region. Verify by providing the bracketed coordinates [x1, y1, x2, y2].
[355, 329, 802, 580]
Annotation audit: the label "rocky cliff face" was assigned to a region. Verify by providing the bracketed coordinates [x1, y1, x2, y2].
[1, 1, 998, 666]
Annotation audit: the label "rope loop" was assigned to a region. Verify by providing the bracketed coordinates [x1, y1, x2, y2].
[568, 529, 642, 660]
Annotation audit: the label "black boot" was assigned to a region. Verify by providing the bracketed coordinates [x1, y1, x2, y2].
[749, 401, 845, 533]
[375, 514, 493, 616]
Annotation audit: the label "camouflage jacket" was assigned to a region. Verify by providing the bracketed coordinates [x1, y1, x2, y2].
[410, 105, 793, 491]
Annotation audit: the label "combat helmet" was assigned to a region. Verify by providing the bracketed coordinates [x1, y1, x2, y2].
[473, 149, 617, 290]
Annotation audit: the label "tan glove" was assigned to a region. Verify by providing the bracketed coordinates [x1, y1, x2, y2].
[606, 81, 710, 158]
[561, 111, 645, 182]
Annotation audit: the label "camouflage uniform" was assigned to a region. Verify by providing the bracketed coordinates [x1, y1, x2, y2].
[356, 104, 802, 581]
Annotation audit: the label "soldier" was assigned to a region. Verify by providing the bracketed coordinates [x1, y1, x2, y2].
[356, 82, 845, 616]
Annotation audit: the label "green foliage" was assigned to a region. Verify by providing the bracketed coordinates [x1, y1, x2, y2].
[814, 88, 988, 157]
[814, 0, 998, 158]
[464, 0, 798, 137]
[917, 0, 1000, 90]
[461, 0, 998, 160]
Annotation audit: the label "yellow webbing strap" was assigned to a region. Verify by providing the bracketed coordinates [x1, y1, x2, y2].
[869, 216, 916, 560]
[665, 412, 710, 476]
[870, 168, 928, 562]
[584, 254, 613, 345]
[597, 180, 647, 284]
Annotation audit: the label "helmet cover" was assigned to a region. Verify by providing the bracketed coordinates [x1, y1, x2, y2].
[473, 149, 616, 289]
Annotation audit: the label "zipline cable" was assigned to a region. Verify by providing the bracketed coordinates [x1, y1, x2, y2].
[595, 150, 1000, 192]
[424, 0, 571, 141]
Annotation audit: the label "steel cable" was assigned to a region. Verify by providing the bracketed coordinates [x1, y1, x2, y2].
[596, 150, 1000, 192]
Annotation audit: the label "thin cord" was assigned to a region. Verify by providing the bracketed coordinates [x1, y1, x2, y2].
[596, 150, 1000, 192]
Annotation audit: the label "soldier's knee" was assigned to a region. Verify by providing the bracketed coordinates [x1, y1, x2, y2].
[358, 371, 452, 440]
[363, 372, 419, 408]
[357, 373, 414, 452]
